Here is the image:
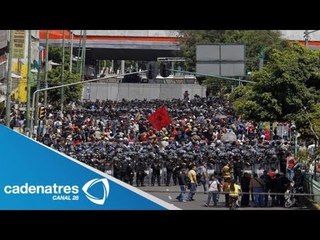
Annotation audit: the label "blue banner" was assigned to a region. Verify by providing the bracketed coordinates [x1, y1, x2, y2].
[0, 125, 179, 210]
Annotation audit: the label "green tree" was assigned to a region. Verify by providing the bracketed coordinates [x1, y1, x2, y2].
[230, 44, 320, 136]
[49, 46, 75, 72]
[45, 46, 82, 106]
[30, 45, 82, 108]
[301, 103, 320, 141]
[46, 67, 82, 106]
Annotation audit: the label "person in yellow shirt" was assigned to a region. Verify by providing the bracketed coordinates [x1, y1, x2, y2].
[222, 177, 231, 207]
[187, 165, 198, 201]
[222, 162, 232, 180]
[229, 179, 241, 209]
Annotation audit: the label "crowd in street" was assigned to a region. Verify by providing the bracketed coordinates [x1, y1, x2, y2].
[0, 96, 311, 207]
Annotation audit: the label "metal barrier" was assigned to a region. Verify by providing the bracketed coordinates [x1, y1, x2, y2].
[305, 173, 320, 203]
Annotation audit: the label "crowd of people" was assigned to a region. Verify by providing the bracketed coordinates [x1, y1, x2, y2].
[0, 96, 310, 207]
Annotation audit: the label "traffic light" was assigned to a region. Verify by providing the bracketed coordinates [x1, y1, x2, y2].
[159, 62, 170, 77]
[38, 106, 46, 120]
[146, 62, 157, 80]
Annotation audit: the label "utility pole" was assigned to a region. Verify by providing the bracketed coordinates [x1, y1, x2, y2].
[26, 30, 32, 134]
[5, 30, 14, 127]
[35, 46, 44, 125]
[69, 30, 74, 73]
[304, 30, 309, 47]
[80, 30, 87, 80]
[76, 30, 83, 75]
[44, 30, 49, 106]
[61, 30, 65, 112]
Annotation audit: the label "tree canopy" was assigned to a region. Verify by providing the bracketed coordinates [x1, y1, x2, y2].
[42, 46, 82, 106]
[47, 67, 82, 106]
[230, 43, 320, 138]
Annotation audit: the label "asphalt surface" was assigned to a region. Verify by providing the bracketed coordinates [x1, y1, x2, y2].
[136, 185, 310, 210]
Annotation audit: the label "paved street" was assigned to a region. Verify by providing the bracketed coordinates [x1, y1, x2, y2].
[136, 185, 310, 210]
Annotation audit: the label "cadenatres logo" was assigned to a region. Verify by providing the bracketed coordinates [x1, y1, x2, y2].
[82, 178, 110, 205]
[3, 178, 110, 205]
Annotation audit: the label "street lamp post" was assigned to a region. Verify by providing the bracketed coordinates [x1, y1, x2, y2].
[26, 30, 32, 135]
[61, 30, 65, 112]
[34, 46, 45, 125]
[44, 30, 49, 106]
[5, 30, 14, 127]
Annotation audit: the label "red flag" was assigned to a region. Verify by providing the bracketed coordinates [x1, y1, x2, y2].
[148, 106, 171, 131]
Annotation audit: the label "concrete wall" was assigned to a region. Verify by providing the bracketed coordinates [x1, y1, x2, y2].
[82, 83, 206, 101]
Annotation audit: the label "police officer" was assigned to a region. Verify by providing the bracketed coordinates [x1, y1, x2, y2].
[124, 162, 135, 185]
[165, 160, 174, 186]
[151, 160, 162, 186]
[136, 161, 147, 187]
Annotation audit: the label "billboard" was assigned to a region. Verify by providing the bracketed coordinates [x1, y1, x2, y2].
[12, 30, 26, 59]
[196, 44, 245, 77]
